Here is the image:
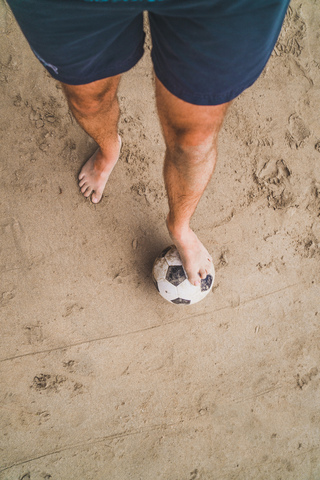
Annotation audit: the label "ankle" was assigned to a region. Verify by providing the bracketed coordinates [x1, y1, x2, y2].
[166, 214, 190, 240]
[98, 134, 121, 159]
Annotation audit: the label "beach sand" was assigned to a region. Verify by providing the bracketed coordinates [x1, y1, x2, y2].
[0, 1, 320, 478]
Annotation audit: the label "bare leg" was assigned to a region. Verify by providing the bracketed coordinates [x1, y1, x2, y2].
[62, 75, 121, 203]
[155, 77, 230, 286]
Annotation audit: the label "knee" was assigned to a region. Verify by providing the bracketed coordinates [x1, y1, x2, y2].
[62, 78, 119, 116]
[67, 90, 115, 116]
[167, 128, 217, 165]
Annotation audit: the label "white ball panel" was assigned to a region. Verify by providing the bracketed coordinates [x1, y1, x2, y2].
[190, 290, 208, 304]
[152, 256, 168, 282]
[176, 279, 199, 299]
[164, 246, 184, 267]
[157, 279, 179, 301]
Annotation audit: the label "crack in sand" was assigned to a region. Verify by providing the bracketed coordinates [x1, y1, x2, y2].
[0, 282, 305, 364]
[0, 421, 181, 473]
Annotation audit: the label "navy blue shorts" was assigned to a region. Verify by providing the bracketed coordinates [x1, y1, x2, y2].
[7, 0, 290, 105]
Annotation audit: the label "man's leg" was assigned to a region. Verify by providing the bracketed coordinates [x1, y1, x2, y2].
[62, 75, 122, 203]
[155, 77, 230, 286]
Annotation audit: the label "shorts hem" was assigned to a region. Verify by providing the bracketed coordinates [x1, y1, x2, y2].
[48, 41, 145, 85]
[153, 63, 262, 106]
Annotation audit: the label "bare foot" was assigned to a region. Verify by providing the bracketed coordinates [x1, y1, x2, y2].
[78, 135, 121, 203]
[167, 217, 213, 286]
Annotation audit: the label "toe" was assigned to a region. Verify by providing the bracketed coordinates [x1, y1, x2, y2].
[188, 274, 201, 287]
[84, 187, 93, 198]
[92, 192, 102, 203]
[79, 171, 85, 181]
[81, 184, 89, 194]
[92, 189, 103, 204]
[199, 268, 207, 279]
[79, 178, 87, 188]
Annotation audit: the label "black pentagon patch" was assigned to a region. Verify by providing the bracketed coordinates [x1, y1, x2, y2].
[201, 274, 213, 292]
[160, 246, 172, 258]
[166, 265, 187, 286]
[171, 298, 191, 305]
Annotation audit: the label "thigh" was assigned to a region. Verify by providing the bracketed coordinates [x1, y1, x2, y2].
[7, 0, 145, 85]
[148, 0, 290, 106]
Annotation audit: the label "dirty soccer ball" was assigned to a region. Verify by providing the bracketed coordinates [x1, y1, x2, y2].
[152, 245, 215, 305]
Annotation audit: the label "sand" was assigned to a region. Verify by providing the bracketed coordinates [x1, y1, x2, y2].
[0, 0, 320, 478]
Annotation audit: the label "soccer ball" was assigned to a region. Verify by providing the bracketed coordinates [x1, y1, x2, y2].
[152, 245, 215, 305]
